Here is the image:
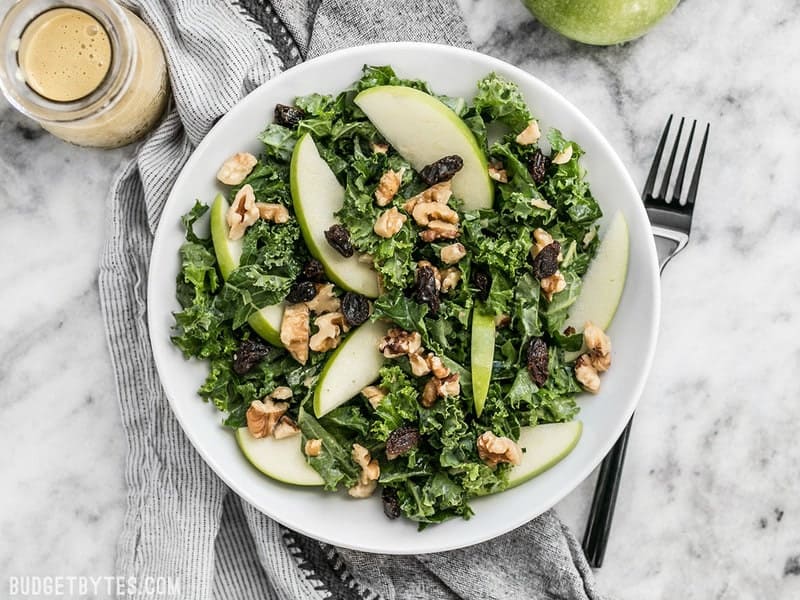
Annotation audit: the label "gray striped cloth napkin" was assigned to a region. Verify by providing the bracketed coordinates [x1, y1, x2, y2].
[100, 1, 608, 598]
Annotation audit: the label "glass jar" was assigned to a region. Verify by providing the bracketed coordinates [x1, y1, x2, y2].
[0, 0, 169, 148]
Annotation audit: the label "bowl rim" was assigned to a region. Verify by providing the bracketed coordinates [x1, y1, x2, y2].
[147, 41, 661, 554]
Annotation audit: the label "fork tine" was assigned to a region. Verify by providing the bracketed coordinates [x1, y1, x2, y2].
[686, 123, 710, 205]
[671, 120, 697, 204]
[642, 114, 672, 201]
[656, 117, 684, 201]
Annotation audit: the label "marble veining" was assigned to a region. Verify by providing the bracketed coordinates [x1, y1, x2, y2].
[2, 1, 800, 598]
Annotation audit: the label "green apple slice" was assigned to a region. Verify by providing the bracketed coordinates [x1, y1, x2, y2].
[210, 194, 283, 346]
[507, 421, 583, 488]
[236, 428, 323, 486]
[565, 210, 629, 333]
[471, 310, 496, 417]
[313, 320, 388, 417]
[354, 85, 493, 210]
[290, 133, 380, 297]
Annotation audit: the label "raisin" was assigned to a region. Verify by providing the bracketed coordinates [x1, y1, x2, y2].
[301, 259, 326, 282]
[274, 104, 306, 129]
[471, 268, 492, 302]
[341, 292, 370, 327]
[382, 487, 401, 520]
[529, 150, 551, 184]
[385, 425, 421, 460]
[526, 337, 549, 386]
[531, 241, 561, 280]
[324, 224, 354, 258]
[563, 326, 576, 336]
[419, 155, 464, 186]
[232, 339, 271, 375]
[414, 265, 440, 313]
[286, 280, 317, 304]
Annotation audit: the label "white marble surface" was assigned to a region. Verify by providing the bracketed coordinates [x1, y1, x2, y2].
[2, 0, 799, 598]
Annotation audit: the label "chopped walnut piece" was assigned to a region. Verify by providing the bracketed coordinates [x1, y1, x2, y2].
[280, 303, 310, 365]
[349, 443, 380, 499]
[421, 378, 438, 408]
[246, 398, 288, 439]
[411, 202, 459, 226]
[552, 145, 573, 165]
[379, 329, 422, 358]
[532, 228, 555, 254]
[574, 354, 601, 393]
[270, 386, 293, 400]
[226, 184, 259, 240]
[440, 242, 466, 264]
[409, 352, 431, 377]
[374, 207, 407, 238]
[375, 168, 404, 206]
[309, 312, 347, 353]
[348, 478, 378, 498]
[305, 438, 322, 457]
[426, 353, 450, 379]
[488, 163, 508, 183]
[306, 283, 340, 315]
[273, 416, 301, 439]
[515, 120, 541, 146]
[583, 321, 611, 372]
[540, 271, 567, 301]
[403, 181, 452, 213]
[440, 267, 462, 293]
[372, 142, 389, 154]
[477, 431, 522, 467]
[436, 373, 460, 397]
[217, 152, 257, 185]
[256, 203, 290, 223]
[361, 385, 386, 409]
[420, 220, 460, 242]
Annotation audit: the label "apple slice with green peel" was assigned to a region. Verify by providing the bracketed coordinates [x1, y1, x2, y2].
[563, 210, 629, 361]
[235, 428, 323, 486]
[290, 133, 380, 298]
[354, 85, 493, 211]
[471, 310, 496, 417]
[210, 194, 283, 346]
[565, 210, 629, 331]
[507, 421, 583, 488]
[313, 320, 388, 418]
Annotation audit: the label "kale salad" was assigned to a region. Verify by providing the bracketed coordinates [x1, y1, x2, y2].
[171, 65, 622, 526]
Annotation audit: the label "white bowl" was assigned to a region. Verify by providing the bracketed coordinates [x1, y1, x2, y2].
[148, 42, 660, 554]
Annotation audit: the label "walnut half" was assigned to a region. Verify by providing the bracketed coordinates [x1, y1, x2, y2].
[280, 303, 310, 365]
[477, 431, 522, 467]
[348, 443, 380, 498]
[226, 184, 259, 240]
[246, 398, 289, 439]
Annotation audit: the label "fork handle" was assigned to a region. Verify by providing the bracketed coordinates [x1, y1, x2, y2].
[582, 414, 634, 567]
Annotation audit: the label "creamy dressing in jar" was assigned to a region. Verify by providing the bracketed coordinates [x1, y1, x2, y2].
[0, 0, 170, 148]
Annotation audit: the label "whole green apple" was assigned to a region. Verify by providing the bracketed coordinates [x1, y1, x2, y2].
[522, 0, 679, 45]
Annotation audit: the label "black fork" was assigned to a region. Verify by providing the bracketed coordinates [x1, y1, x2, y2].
[582, 116, 710, 568]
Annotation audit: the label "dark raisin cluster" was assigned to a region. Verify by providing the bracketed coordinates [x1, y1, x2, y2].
[232, 339, 271, 375]
[341, 292, 370, 327]
[526, 337, 549, 386]
[274, 104, 306, 129]
[419, 155, 464, 186]
[531, 241, 561, 280]
[385, 425, 421, 460]
[324, 224, 354, 257]
[414, 265, 440, 313]
[528, 149, 551, 184]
